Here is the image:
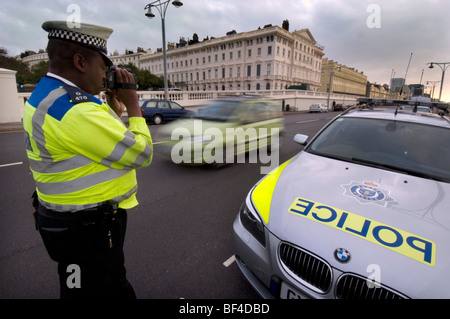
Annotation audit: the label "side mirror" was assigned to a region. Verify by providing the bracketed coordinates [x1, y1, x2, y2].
[293, 134, 308, 145]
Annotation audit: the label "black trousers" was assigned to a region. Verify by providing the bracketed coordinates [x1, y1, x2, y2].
[35, 203, 136, 299]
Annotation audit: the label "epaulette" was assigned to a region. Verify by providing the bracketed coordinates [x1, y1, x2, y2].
[63, 84, 93, 104]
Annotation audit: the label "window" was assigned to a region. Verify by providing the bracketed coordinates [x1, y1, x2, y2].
[248, 49, 252, 57]
[169, 102, 183, 110]
[247, 65, 251, 77]
[268, 46, 272, 55]
[159, 101, 170, 109]
[256, 64, 261, 77]
[144, 101, 157, 108]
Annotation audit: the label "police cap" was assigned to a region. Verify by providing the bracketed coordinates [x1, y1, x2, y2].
[42, 20, 114, 66]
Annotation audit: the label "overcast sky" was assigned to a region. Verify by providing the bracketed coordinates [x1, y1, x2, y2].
[1, 0, 449, 101]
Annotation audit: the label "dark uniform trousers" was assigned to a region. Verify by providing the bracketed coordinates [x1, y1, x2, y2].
[35, 201, 136, 299]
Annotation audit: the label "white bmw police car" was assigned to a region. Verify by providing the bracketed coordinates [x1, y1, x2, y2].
[233, 101, 450, 299]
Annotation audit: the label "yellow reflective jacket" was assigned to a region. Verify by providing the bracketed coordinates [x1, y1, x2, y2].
[23, 76, 153, 212]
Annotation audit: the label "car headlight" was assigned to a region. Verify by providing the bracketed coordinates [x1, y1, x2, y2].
[239, 201, 266, 247]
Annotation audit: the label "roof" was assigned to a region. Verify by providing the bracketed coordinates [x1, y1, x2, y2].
[343, 106, 450, 129]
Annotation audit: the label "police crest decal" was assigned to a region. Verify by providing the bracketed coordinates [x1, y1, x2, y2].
[342, 181, 397, 207]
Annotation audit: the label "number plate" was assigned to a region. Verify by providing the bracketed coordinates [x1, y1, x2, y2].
[280, 282, 309, 299]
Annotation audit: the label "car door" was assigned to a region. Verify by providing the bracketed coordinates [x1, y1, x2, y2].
[157, 101, 172, 120]
[239, 101, 278, 153]
[168, 101, 186, 120]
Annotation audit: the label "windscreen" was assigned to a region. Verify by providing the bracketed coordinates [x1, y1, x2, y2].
[306, 117, 450, 182]
[195, 100, 240, 122]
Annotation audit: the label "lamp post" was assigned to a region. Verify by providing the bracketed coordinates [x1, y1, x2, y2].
[426, 80, 440, 100]
[145, 0, 183, 101]
[323, 66, 341, 110]
[427, 62, 450, 101]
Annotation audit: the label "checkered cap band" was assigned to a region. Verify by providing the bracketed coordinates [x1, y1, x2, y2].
[48, 29, 107, 54]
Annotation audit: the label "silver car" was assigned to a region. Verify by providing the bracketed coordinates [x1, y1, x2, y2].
[233, 105, 450, 299]
[309, 103, 328, 113]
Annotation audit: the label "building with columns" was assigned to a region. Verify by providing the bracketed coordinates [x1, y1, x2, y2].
[126, 22, 325, 92]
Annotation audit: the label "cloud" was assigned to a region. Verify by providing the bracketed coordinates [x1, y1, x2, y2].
[1, 0, 449, 101]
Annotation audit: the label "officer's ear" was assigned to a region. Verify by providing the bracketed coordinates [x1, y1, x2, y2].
[73, 53, 88, 73]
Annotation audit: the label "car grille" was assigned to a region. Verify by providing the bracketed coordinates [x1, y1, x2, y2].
[279, 243, 407, 299]
[279, 243, 332, 293]
[336, 274, 407, 299]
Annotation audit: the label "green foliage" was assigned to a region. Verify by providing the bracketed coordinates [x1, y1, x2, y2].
[119, 63, 167, 91]
[0, 48, 167, 92]
[0, 48, 48, 85]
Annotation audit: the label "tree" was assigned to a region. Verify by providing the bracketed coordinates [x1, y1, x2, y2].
[120, 63, 165, 90]
[0, 48, 31, 84]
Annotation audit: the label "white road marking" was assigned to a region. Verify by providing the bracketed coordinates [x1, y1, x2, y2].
[0, 162, 23, 168]
[296, 119, 319, 124]
[223, 255, 236, 267]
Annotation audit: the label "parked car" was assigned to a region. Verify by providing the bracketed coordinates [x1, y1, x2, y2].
[155, 96, 284, 166]
[140, 99, 194, 124]
[309, 103, 328, 113]
[333, 103, 347, 111]
[233, 104, 450, 299]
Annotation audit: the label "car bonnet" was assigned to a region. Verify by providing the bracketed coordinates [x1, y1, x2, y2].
[251, 151, 450, 297]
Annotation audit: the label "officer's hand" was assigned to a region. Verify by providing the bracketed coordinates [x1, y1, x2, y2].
[105, 92, 126, 117]
[114, 68, 142, 118]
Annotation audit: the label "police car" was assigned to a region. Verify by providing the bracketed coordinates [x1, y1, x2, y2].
[232, 100, 450, 299]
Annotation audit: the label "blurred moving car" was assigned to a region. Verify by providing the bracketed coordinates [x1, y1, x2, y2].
[309, 103, 328, 113]
[233, 103, 450, 299]
[140, 99, 194, 124]
[155, 96, 284, 166]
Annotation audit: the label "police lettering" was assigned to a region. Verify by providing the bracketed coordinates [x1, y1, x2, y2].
[289, 197, 436, 266]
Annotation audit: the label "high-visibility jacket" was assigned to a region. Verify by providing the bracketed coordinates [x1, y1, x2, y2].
[23, 76, 153, 212]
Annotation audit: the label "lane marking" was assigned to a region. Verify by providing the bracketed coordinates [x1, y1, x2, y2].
[223, 255, 236, 267]
[0, 162, 23, 168]
[296, 119, 319, 124]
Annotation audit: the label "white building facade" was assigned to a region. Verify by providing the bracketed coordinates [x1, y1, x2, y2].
[136, 25, 324, 92]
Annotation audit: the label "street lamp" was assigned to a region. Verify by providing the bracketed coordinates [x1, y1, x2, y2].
[144, 0, 183, 101]
[323, 66, 341, 110]
[426, 80, 440, 100]
[427, 62, 450, 101]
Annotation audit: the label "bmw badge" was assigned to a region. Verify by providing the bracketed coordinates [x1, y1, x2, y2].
[335, 248, 351, 263]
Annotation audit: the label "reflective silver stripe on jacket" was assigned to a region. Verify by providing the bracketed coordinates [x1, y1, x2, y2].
[34, 167, 132, 195]
[32, 87, 67, 161]
[38, 185, 138, 212]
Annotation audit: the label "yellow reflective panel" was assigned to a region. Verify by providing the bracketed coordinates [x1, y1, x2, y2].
[252, 158, 293, 224]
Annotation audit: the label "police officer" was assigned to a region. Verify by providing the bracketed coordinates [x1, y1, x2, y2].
[23, 21, 153, 298]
